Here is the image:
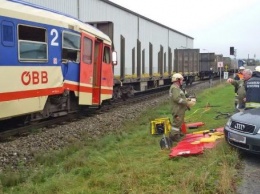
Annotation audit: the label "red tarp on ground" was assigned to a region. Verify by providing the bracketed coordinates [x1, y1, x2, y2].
[169, 127, 224, 158]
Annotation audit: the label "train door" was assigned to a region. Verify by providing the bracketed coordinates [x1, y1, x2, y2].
[92, 40, 103, 105]
[79, 32, 103, 105]
[79, 32, 94, 105]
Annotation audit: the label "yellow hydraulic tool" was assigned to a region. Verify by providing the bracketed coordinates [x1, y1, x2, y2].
[150, 117, 171, 135]
[150, 118, 172, 149]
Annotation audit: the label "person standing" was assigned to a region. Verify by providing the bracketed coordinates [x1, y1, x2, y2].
[232, 66, 245, 108]
[245, 66, 260, 109]
[169, 73, 195, 141]
[227, 69, 252, 111]
[209, 67, 214, 88]
[234, 66, 245, 80]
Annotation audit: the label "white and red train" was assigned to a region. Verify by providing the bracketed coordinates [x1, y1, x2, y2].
[0, 0, 117, 122]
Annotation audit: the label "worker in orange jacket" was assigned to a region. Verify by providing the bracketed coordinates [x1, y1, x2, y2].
[234, 66, 245, 80]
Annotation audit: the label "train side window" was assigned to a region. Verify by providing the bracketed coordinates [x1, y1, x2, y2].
[82, 37, 92, 64]
[62, 31, 80, 62]
[18, 25, 47, 62]
[1, 21, 15, 47]
[103, 46, 111, 64]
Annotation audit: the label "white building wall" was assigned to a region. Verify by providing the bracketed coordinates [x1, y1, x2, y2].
[23, 0, 78, 18]
[22, 0, 194, 77]
[139, 18, 168, 74]
[79, 0, 138, 76]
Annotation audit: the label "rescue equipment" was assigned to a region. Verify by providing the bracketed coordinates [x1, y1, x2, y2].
[150, 118, 171, 135]
[187, 98, 196, 108]
[169, 127, 224, 158]
[192, 128, 222, 135]
[214, 112, 231, 120]
[181, 122, 187, 134]
[150, 118, 206, 150]
[186, 122, 205, 129]
[150, 118, 172, 149]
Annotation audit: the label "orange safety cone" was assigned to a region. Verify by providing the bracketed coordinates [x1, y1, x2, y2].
[181, 122, 187, 134]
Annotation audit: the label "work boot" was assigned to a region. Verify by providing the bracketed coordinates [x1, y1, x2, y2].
[169, 127, 181, 142]
[169, 133, 181, 142]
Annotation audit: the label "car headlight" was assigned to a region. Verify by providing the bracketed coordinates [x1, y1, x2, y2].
[257, 129, 260, 134]
[226, 118, 232, 127]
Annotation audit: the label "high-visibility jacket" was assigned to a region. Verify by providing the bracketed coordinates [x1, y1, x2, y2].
[234, 72, 244, 80]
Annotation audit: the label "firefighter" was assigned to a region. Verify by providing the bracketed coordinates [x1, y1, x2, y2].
[233, 66, 245, 109]
[227, 69, 252, 111]
[234, 66, 245, 80]
[169, 73, 195, 141]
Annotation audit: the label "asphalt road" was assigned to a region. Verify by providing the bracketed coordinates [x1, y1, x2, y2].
[237, 151, 260, 194]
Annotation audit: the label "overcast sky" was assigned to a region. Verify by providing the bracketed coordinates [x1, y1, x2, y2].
[109, 0, 260, 59]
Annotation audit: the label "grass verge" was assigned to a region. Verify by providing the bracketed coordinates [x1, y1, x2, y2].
[0, 83, 241, 194]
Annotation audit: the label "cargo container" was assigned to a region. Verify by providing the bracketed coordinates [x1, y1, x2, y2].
[199, 53, 222, 79]
[174, 49, 200, 85]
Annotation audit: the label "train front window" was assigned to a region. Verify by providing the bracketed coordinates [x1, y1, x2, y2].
[82, 37, 92, 64]
[103, 46, 110, 64]
[18, 25, 47, 62]
[62, 31, 80, 62]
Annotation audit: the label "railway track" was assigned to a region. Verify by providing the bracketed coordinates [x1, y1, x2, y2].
[0, 79, 206, 141]
[0, 85, 171, 140]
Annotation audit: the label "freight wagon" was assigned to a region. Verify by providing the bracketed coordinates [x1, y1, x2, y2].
[199, 53, 224, 79]
[174, 48, 200, 85]
[223, 57, 237, 74]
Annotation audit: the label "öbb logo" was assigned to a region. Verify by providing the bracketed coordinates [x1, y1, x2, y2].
[21, 71, 48, 85]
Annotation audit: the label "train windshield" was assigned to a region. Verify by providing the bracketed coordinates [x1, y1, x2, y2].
[62, 31, 80, 62]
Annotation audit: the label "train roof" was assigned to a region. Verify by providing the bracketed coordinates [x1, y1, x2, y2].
[1, 0, 111, 44]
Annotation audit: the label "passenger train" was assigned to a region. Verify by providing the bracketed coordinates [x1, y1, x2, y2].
[0, 0, 117, 122]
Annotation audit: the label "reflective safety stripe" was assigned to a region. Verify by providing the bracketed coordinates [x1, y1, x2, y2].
[178, 99, 183, 103]
[246, 102, 260, 108]
[237, 73, 243, 79]
[171, 127, 180, 132]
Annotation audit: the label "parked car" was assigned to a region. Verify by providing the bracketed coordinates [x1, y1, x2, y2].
[224, 108, 260, 153]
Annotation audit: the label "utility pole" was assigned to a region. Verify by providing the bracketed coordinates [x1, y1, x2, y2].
[234, 49, 237, 71]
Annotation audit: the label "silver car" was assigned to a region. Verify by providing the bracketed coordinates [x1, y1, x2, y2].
[224, 108, 260, 153]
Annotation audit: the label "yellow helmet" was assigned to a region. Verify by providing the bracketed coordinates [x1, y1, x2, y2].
[172, 73, 184, 82]
[255, 66, 260, 72]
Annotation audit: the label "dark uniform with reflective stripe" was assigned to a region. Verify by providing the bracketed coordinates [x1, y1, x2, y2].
[245, 71, 260, 108]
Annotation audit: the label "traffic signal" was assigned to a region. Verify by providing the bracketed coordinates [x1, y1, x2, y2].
[230, 47, 234, 55]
